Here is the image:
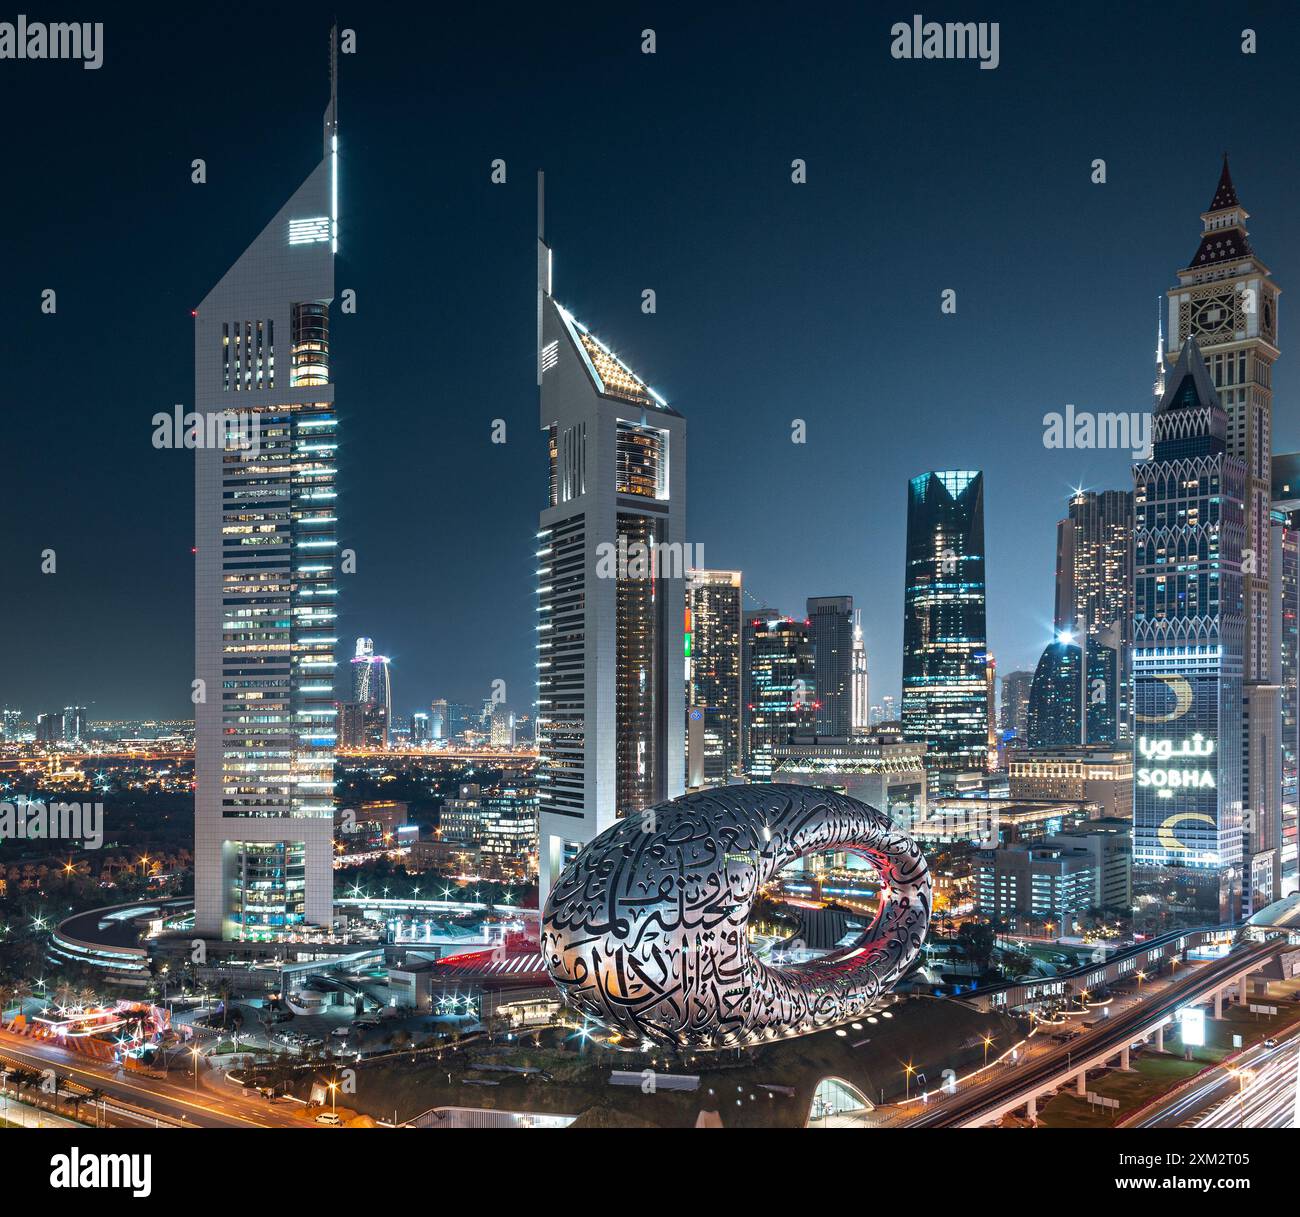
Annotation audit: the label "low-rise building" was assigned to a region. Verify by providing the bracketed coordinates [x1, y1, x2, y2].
[1007, 745, 1133, 819]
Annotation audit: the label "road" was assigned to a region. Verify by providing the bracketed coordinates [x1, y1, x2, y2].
[903, 939, 1281, 1127]
[0, 1030, 310, 1129]
[1128, 1022, 1300, 1128]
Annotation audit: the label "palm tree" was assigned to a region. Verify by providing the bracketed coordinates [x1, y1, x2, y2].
[87, 1087, 107, 1128]
[215, 980, 233, 1029]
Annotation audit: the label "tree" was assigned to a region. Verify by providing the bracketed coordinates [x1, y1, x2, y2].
[87, 1087, 107, 1127]
[958, 921, 996, 972]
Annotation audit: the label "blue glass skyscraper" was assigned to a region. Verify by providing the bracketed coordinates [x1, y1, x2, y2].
[902, 471, 989, 773]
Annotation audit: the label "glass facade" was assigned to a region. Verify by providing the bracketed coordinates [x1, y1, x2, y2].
[745, 615, 815, 779]
[685, 569, 744, 786]
[902, 470, 989, 772]
[1026, 640, 1117, 747]
[291, 301, 330, 386]
[226, 840, 307, 939]
[615, 512, 666, 813]
[1132, 339, 1245, 932]
[615, 420, 667, 500]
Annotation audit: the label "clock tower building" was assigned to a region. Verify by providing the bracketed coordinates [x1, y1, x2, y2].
[1166, 158, 1283, 911]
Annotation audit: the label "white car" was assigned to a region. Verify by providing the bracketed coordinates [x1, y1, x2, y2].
[314, 1111, 342, 1126]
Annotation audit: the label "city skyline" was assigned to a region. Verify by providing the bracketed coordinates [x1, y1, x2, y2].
[6, 6, 1300, 1149]
[7, 4, 1300, 721]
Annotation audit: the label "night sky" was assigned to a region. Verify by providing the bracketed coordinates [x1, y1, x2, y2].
[4, 1, 1300, 721]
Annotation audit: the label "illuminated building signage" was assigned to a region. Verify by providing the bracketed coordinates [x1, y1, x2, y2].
[1137, 734, 1215, 798]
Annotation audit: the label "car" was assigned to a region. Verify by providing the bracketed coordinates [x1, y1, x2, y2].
[1264, 1037, 1279, 1048]
[331, 1027, 350, 1039]
[314, 1111, 342, 1126]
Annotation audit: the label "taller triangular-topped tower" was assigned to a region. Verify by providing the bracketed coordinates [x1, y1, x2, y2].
[193, 31, 340, 940]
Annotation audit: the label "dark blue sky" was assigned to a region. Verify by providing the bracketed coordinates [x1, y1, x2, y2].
[4, 1, 1299, 720]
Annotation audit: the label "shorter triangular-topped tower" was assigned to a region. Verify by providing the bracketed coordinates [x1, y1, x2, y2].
[1132, 327, 1247, 929]
[534, 182, 687, 911]
[1152, 335, 1226, 445]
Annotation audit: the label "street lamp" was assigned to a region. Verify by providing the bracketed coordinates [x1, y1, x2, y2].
[983, 1035, 994, 1068]
[904, 1062, 915, 1101]
[190, 1046, 201, 1092]
[1227, 1067, 1253, 1117]
[328, 1079, 339, 1115]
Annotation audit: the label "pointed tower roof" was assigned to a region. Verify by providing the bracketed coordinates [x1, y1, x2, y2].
[1156, 335, 1221, 414]
[552, 303, 681, 416]
[1184, 155, 1253, 272]
[1208, 153, 1238, 211]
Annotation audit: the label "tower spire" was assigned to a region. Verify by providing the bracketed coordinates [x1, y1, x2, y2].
[537, 170, 550, 386]
[324, 23, 338, 152]
[1153, 296, 1166, 404]
[1209, 151, 1238, 211]
[325, 23, 339, 252]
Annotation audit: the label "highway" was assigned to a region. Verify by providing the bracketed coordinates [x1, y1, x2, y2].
[0, 1030, 310, 1129]
[1128, 1022, 1300, 1128]
[904, 938, 1282, 1127]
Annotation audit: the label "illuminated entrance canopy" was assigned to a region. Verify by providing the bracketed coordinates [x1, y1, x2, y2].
[540, 785, 931, 1049]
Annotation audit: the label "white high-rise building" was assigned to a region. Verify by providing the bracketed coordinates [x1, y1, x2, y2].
[535, 176, 687, 908]
[193, 40, 340, 940]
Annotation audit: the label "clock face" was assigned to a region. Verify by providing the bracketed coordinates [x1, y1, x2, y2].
[1264, 299, 1274, 335]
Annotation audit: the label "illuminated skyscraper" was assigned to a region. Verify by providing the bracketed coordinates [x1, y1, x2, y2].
[685, 569, 743, 787]
[490, 705, 515, 747]
[1132, 336, 1245, 930]
[850, 609, 870, 735]
[807, 596, 854, 739]
[1026, 638, 1117, 748]
[1054, 489, 1134, 737]
[535, 177, 686, 908]
[1271, 454, 1300, 888]
[62, 706, 87, 745]
[36, 711, 61, 745]
[194, 39, 340, 940]
[902, 470, 989, 773]
[349, 637, 392, 746]
[744, 613, 815, 779]
[1000, 669, 1033, 738]
[429, 699, 448, 741]
[1166, 159, 1281, 912]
